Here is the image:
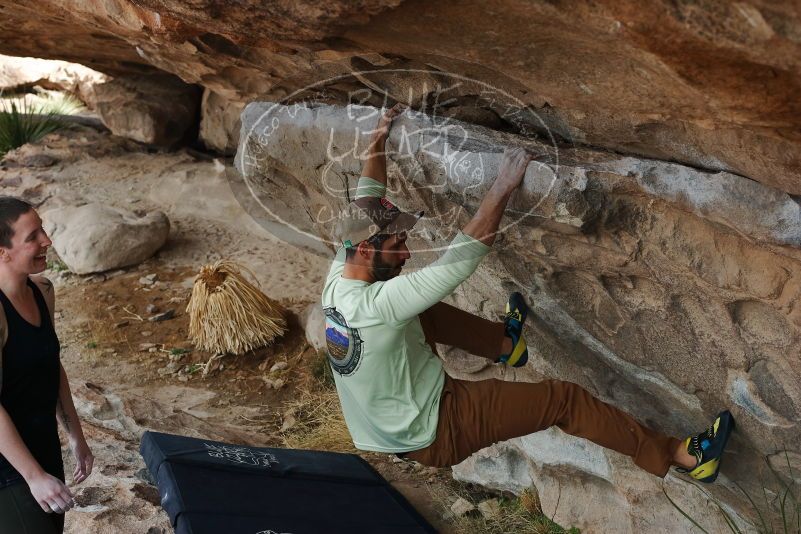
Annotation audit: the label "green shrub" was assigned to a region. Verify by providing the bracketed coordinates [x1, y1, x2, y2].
[0, 92, 82, 158]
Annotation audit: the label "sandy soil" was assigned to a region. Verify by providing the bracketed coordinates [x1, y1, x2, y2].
[0, 124, 468, 533]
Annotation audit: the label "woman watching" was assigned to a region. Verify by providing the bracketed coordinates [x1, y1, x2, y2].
[0, 197, 94, 533]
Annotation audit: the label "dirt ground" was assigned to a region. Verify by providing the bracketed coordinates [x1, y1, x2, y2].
[0, 122, 514, 533]
[53, 262, 460, 533]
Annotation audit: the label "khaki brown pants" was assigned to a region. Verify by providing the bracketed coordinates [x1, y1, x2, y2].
[406, 302, 681, 477]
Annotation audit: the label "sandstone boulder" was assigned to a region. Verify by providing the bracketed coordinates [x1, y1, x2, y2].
[43, 203, 170, 274]
[2, 1, 799, 194]
[452, 430, 753, 532]
[89, 74, 200, 146]
[300, 302, 326, 352]
[235, 101, 801, 531]
[0, 53, 107, 103]
[199, 90, 245, 154]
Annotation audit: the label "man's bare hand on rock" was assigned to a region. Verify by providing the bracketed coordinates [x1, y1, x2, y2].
[373, 103, 407, 140]
[493, 147, 532, 195]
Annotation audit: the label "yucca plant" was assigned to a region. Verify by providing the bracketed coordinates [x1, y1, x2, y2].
[0, 92, 80, 158]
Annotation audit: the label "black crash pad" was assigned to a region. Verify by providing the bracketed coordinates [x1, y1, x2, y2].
[139, 431, 436, 534]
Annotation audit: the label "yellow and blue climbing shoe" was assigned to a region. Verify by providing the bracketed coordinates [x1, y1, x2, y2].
[497, 291, 528, 367]
[676, 410, 735, 483]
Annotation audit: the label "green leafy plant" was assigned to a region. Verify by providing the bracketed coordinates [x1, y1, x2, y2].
[186, 363, 204, 375]
[0, 92, 82, 158]
[431, 484, 580, 534]
[86, 341, 98, 349]
[46, 259, 68, 272]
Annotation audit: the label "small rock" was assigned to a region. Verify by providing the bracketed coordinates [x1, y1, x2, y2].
[146, 304, 159, 314]
[134, 467, 156, 485]
[149, 309, 175, 322]
[262, 378, 286, 389]
[168, 296, 184, 304]
[20, 154, 57, 168]
[139, 274, 158, 286]
[477, 499, 501, 519]
[300, 302, 326, 351]
[450, 497, 475, 517]
[131, 482, 161, 506]
[280, 412, 296, 432]
[177, 375, 189, 382]
[179, 276, 196, 289]
[148, 347, 158, 353]
[269, 361, 288, 373]
[139, 343, 157, 350]
[140, 330, 152, 337]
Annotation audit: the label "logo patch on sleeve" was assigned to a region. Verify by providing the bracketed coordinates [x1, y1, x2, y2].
[324, 307, 363, 376]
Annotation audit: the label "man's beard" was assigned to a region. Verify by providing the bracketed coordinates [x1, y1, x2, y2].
[371, 251, 402, 281]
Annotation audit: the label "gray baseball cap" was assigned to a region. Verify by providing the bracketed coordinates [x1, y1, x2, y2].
[334, 196, 423, 247]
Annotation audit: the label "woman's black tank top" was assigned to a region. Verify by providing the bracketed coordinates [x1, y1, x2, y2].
[0, 278, 63, 488]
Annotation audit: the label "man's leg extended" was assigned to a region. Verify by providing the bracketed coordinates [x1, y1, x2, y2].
[415, 299, 689, 477]
[406, 376, 683, 477]
[418, 302, 507, 359]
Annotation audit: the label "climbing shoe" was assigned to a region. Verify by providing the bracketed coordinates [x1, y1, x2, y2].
[497, 291, 529, 367]
[676, 410, 735, 483]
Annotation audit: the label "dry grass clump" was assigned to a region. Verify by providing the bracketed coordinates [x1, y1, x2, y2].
[279, 386, 354, 453]
[278, 351, 353, 452]
[187, 260, 286, 355]
[664, 450, 801, 534]
[429, 482, 579, 534]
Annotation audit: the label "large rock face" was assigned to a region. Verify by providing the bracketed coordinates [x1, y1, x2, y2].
[1, 1, 799, 194]
[235, 101, 801, 532]
[0, 53, 108, 100]
[89, 74, 201, 146]
[2, 0, 800, 530]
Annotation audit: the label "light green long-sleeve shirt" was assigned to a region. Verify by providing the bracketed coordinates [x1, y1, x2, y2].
[321, 177, 490, 452]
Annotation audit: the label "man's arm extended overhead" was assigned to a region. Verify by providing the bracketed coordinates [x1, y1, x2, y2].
[358, 103, 406, 194]
[369, 148, 533, 324]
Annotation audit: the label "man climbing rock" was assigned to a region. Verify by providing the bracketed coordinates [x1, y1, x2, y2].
[321, 104, 734, 483]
